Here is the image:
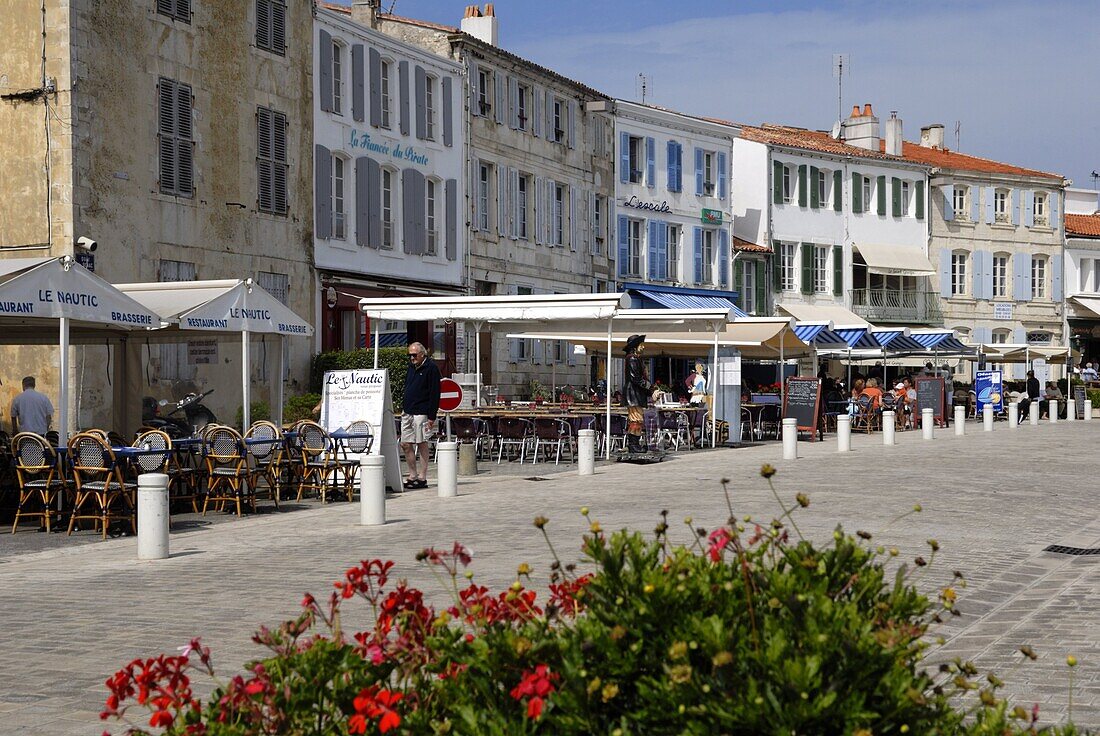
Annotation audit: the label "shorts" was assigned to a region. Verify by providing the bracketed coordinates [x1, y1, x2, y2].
[400, 414, 433, 444]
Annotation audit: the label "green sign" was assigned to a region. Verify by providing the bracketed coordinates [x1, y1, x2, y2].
[701, 208, 723, 225]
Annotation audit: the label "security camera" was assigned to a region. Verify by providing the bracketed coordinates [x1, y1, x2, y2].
[76, 236, 97, 252]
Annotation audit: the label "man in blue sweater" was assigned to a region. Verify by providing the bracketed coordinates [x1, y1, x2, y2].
[401, 341, 441, 488]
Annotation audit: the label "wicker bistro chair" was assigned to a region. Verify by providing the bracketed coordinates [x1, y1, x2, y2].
[202, 426, 255, 517]
[244, 421, 283, 510]
[334, 420, 375, 500]
[296, 421, 345, 503]
[132, 430, 197, 512]
[851, 395, 879, 434]
[11, 433, 66, 533]
[530, 417, 575, 465]
[66, 432, 136, 538]
[495, 417, 534, 463]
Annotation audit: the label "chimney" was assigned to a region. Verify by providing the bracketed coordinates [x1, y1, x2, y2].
[461, 3, 499, 46]
[351, 0, 379, 29]
[884, 111, 903, 156]
[841, 102, 879, 150]
[919, 124, 945, 149]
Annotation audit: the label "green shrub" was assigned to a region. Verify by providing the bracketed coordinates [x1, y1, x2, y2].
[310, 347, 407, 412]
[283, 393, 321, 423]
[234, 401, 270, 429]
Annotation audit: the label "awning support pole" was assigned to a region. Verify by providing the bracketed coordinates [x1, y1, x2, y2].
[59, 316, 70, 443]
[779, 326, 786, 416]
[242, 329, 251, 430]
[606, 319, 612, 459]
[274, 335, 285, 427]
[474, 321, 482, 409]
[711, 326, 718, 448]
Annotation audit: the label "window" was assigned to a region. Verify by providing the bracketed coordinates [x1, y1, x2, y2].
[743, 260, 756, 313]
[780, 242, 796, 291]
[667, 225, 680, 282]
[157, 0, 190, 23]
[157, 78, 193, 198]
[782, 165, 792, 203]
[158, 260, 197, 381]
[900, 181, 911, 216]
[425, 178, 438, 256]
[476, 163, 491, 231]
[1034, 192, 1048, 226]
[814, 246, 829, 293]
[379, 59, 392, 128]
[700, 230, 715, 284]
[1080, 258, 1093, 293]
[627, 135, 644, 184]
[331, 155, 346, 239]
[516, 83, 529, 130]
[553, 184, 565, 247]
[517, 175, 529, 239]
[703, 152, 716, 196]
[424, 75, 436, 140]
[1031, 256, 1047, 299]
[553, 99, 565, 143]
[255, 0, 286, 55]
[991, 329, 1010, 344]
[257, 106, 288, 214]
[817, 169, 827, 206]
[331, 41, 344, 115]
[992, 253, 1009, 298]
[476, 67, 492, 116]
[381, 168, 395, 249]
[862, 177, 872, 213]
[953, 186, 968, 220]
[994, 188, 1009, 223]
[594, 196, 604, 244]
[626, 220, 642, 277]
[950, 252, 968, 296]
[256, 271, 290, 380]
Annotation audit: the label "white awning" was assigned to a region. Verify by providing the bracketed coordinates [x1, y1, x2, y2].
[853, 242, 936, 277]
[0, 256, 159, 329]
[359, 292, 629, 323]
[115, 279, 313, 336]
[1069, 295, 1100, 319]
[776, 302, 869, 328]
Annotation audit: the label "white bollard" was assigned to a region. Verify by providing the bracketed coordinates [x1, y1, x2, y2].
[1048, 400, 1058, 424]
[137, 472, 170, 560]
[836, 414, 851, 452]
[922, 408, 934, 440]
[1008, 401, 1018, 428]
[782, 418, 798, 460]
[1029, 404, 1039, 425]
[1085, 400, 1093, 421]
[436, 441, 458, 498]
[1067, 398, 1076, 422]
[983, 404, 994, 432]
[955, 405, 966, 435]
[882, 411, 896, 446]
[577, 429, 596, 475]
[359, 455, 386, 525]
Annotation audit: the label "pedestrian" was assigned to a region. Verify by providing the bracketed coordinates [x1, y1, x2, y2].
[400, 342, 440, 489]
[622, 334, 653, 454]
[10, 376, 54, 437]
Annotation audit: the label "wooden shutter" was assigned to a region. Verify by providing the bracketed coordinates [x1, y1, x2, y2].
[833, 245, 843, 296]
[319, 30, 333, 112]
[666, 140, 678, 192]
[1052, 254, 1063, 301]
[365, 46, 379, 126]
[256, 0, 271, 51]
[695, 148, 704, 196]
[800, 242, 813, 295]
[717, 151, 728, 200]
[176, 0, 190, 22]
[358, 157, 381, 248]
[655, 220, 668, 281]
[773, 160, 784, 204]
[942, 185, 955, 221]
[569, 186, 577, 251]
[315, 144, 332, 239]
[271, 1, 285, 53]
[175, 82, 193, 196]
[939, 249, 952, 298]
[718, 230, 729, 288]
[891, 177, 902, 217]
[403, 168, 425, 254]
[970, 186, 980, 222]
[1023, 190, 1034, 227]
[984, 186, 996, 223]
[445, 178, 457, 261]
[619, 132, 630, 183]
[497, 167, 508, 236]
[1013, 253, 1031, 301]
[272, 111, 288, 214]
[645, 136, 655, 189]
[809, 166, 819, 209]
[797, 165, 807, 207]
[157, 78, 177, 195]
[567, 100, 576, 148]
[414, 65, 427, 139]
[257, 107, 273, 212]
[442, 77, 453, 147]
[352, 44, 366, 123]
[494, 71, 505, 125]
[876, 175, 886, 216]
[1010, 189, 1020, 226]
[734, 259, 743, 307]
[398, 61, 410, 135]
[851, 172, 862, 212]
[618, 216, 630, 278]
[693, 227, 703, 284]
[755, 260, 766, 314]
[772, 246, 782, 293]
[833, 170, 842, 211]
[915, 181, 925, 220]
[507, 76, 518, 129]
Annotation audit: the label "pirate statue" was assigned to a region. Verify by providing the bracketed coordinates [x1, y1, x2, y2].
[623, 334, 653, 454]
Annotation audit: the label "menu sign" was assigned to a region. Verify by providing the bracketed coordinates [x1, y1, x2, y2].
[782, 377, 822, 440]
[915, 376, 947, 427]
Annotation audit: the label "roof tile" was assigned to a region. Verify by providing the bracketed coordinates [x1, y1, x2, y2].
[891, 141, 1062, 181]
[1067, 214, 1100, 237]
[740, 124, 907, 162]
[733, 236, 770, 253]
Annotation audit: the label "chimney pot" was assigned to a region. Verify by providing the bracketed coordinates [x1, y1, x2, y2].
[851, 105, 861, 118]
[461, 3, 499, 45]
[863, 103, 873, 117]
[485, 3, 495, 16]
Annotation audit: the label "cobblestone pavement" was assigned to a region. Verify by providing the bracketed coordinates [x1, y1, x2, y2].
[1, 420, 1098, 734]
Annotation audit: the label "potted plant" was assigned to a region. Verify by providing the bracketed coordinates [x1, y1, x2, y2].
[528, 380, 548, 406]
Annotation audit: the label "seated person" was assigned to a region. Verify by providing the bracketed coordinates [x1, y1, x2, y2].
[1043, 381, 1065, 418]
[860, 377, 884, 410]
[1082, 362, 1098, 382]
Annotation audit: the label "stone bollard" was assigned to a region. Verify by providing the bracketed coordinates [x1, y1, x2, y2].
[360, 455, 386, 525]
[882, 411, 896, 445]
[436, 441, 458, 498]
[1086, 400, 1093, 421]
[1067, 399, 1076, 422]
[137, 472, 170, 560]
[577, 429, 596, 475]
[1049, 400, 1058, 424]
[1030, 405, 1039, 426]
[983, 404, 994, 432]
[836, 415, 851, 452]
[458, 442, 479, 477]
[782, 418, 798, 460]
[955, 405, 966, 435]
[1008, 401, 1018, 428]
[922, 408, 934, 440]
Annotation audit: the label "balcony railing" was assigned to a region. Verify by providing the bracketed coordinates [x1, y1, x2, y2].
[849, 289, 942, 324]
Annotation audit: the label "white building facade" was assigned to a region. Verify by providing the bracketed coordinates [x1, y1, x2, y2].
[1065, 188, 1100, 364]
[314, 7, 466, 363]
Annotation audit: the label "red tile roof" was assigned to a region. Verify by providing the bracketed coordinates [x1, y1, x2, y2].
[1067, 214, 1100, 238]
[891, 141, 1062, 181]
[321, 4, 461, 31]
[733, 236, 770, 253]
[740, 124, 907, 163]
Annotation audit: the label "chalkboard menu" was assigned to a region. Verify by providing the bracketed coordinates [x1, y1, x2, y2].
[783, 377, 822, 440]
[914, 376, 946, 427]
[1074, 385, 1087, 419]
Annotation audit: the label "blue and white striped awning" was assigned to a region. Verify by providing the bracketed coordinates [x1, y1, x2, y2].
[792, 322, 832, 344]
[872, 329, 925, 352]
[640, 289, 749, 317]
[835, 327, 879, 349]
[906, 331, 974, 354]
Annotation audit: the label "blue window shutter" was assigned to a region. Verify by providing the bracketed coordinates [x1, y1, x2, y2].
[1013, 254, 1030, 301]
[532, 85, 542, 137]
[1023, 190, 1034, 227]
[647, 219, 659, 279]
[1011, 189, 1020, 226]
[970, 250, 982, 299]
[1052, 254, 1063, 301]
[618, 215, 630, 278]
[414, 65, 427, 140]
[694, 147, 704, 196]
[984, 186, 995, 224]
[675, 143, 683, 192]
[970, 186, 980, 222]
[656, 221, 668, 281]
[982, 250, 994, 300]
[319, 30, 333, 112]
[619, 132, 630, 184]
[315, 144, 332, 239]
[398, 60, 410, 136]
[717, 151, 728, 200]
[645, 137, 655, 188]
[1012, 327, 1027, 345]
[942, 185, 954, 221]
[693, 227, 703, 284]
[666, 140, 677, 192]
[939, 249, 952, 298]
[351, 44, 365, 123]
[718, 229, 730, 288]
[1049, 191, 1059, 230]
[442, 77, 453, 147]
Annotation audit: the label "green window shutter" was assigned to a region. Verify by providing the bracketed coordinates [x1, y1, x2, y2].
[734, 258, 744, 308]
[852, 172, 862, 212]
[877, 175, 887, 216]
[891, 177, 902, 217]
[915, 180, 925, 220]
[800, 242, 814, 295]
[833, 170, 842, 211]
[833, 245, 843, 296]
[755, 259, 766, 314]
[772, 245, 782, 292]
[772, 160, 783, 204]
[798, 165, 808, 207]
[809, 166, 819, 209]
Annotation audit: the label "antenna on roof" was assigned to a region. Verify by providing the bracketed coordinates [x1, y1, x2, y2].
[1091, 170, 1099, 190]
[637, 73, 649, 104]
[832, 53, 849, 131]
[954, 121, 961, 151]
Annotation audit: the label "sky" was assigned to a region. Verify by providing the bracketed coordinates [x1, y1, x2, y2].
[353, 0, 1100, 189]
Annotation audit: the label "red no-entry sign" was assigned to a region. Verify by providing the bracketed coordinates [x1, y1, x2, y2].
[439, 378, 463, 412]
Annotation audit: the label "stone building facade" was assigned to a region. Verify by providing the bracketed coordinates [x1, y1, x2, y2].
[0, 1, 315, 431]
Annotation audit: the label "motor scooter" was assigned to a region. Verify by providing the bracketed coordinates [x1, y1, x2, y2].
[141, 390, 217, 438]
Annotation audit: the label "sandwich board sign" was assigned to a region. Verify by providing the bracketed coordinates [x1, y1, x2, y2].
[320, 369, 401, 493]
[975, 370, 1003, 413]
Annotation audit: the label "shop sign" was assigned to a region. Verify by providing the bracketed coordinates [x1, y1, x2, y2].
[621, 195, 671, 214]
[993, 302, 1012, 320]
[348, 130, 430, 166]
[75, 252, 95, 272]
[701, 208, 723, 226]
[187, 339, 218, 365]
